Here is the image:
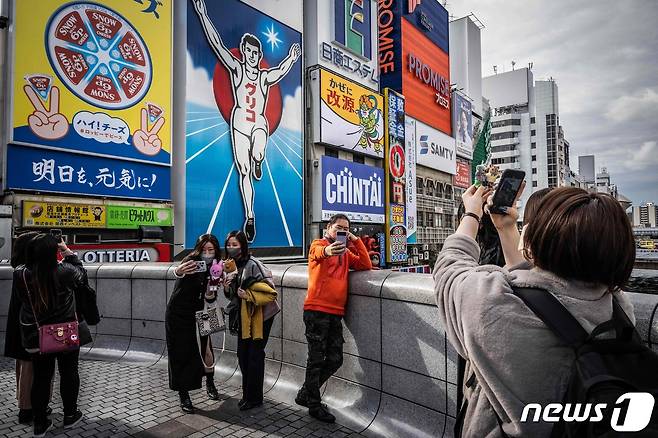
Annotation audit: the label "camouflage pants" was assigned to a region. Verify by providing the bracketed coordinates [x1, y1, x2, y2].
[302, 310, 344, 409]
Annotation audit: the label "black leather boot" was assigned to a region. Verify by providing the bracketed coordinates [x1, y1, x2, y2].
[179, 391, 194, 413]
[206, 374, 219, 400]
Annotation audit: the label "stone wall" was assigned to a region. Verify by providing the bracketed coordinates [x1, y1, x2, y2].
[1, 263, 657, 437]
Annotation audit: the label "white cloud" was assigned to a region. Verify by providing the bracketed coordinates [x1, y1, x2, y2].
[186, 51, 217, 109]
[605, 88, 658, 122]
[447, 0, 658, 205]
[623, 141, 658, 171]
[279, 85, 302, 132]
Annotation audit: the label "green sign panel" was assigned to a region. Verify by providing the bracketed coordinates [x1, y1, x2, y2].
[107, 205, 173, 229]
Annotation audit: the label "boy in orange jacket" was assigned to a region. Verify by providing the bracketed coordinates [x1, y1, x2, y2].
[295, 214, 372, 422]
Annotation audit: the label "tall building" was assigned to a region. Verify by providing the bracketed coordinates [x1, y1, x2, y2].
[579, 155, 595, 185]
[535, 79, 569, 188]
[482, 69, 571, 219]
[633, 203, 658, 228]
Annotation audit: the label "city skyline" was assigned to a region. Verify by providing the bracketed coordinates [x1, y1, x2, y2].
[448, 0, 658, 205]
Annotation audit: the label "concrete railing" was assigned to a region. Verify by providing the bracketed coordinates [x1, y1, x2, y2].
[1, 264, 657, 438]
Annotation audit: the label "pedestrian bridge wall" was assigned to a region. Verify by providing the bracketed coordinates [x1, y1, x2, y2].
[1, 263, 657, 438]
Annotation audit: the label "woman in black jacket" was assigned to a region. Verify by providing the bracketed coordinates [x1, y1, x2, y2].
[15, 234, 86, 437]
[4, 232, 47, 424]
[166, 233, 222, 413]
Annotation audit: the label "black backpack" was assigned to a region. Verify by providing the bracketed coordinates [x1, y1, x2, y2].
[513, 287, 658, 437]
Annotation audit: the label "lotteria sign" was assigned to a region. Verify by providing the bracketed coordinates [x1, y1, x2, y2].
[321, 156, 385, 223]
[66, 243, 171, 263]
[378, 0, 451, 135]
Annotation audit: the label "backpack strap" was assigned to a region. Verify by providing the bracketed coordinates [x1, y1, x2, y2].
[512, 287, 589, 348]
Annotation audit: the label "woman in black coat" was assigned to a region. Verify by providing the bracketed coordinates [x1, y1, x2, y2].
[15, 234, 87, 436]
[4, 231, 41, 424]
[166, 233, 222, 413]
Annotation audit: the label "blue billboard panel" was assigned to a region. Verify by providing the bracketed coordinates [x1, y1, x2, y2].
[405, 0, 450, 54]
[7, 144, 170, 200]
[321, 156, 384, 224]
[185, 0, 303, 249]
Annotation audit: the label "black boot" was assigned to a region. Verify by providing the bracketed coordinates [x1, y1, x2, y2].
[18, 408, 33, 424]
[179, 391, 194, 414]
[206, 375, 219, 400]
[309, 405, 336, 423]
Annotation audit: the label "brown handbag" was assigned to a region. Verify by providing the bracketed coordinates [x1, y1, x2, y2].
[23, 270, 80, 354]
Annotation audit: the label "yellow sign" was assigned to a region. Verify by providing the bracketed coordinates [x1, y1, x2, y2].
[11, 1, 172, 165]
[319, 69, 384, 158]
[22, 201, 106, 228]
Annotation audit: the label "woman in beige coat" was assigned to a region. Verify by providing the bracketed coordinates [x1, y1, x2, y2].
[434, 186, 635, 437]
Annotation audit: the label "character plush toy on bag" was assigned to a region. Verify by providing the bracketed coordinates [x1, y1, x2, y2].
[206, 259, 224, 301]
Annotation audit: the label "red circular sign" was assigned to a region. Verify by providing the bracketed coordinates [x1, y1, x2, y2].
[389, 144, 405, 178]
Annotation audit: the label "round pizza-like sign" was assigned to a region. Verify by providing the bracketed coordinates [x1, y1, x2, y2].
[389, 143, 406, 179]
[46, 2, 152, 110]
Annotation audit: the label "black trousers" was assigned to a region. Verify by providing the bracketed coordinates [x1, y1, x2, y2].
[237, 317, 274, 404]
[301, 310, 344, 409]
[31, 350, 80, 422]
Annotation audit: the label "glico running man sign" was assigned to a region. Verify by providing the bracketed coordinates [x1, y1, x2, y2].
[186, 0, 303, 252]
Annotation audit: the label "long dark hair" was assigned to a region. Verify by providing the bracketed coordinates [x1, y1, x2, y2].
[456, 203, 504, 267]
[11, 231, 40, 268]
[224, 230, 250, 262]
[25, 234, 60, 313]
[183, 234, 222, 263]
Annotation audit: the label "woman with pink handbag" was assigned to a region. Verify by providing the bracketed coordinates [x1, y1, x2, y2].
[15, 234, 86, 437]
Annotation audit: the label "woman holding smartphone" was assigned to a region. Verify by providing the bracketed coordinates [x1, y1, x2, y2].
[166, 233, 222, 413]
[223, 230, 279, 411]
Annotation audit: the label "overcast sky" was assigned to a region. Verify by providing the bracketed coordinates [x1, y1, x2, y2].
[446, 0, 658, 205]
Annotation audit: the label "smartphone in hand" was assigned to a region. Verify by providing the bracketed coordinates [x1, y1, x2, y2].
[50, 228, 63, 242]
[336, 231, 348, 246]
[194, 260, 207, 273]
[490, 169, 525, 214]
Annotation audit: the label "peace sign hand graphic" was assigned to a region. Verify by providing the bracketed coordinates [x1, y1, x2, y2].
[132, 108, 165, 156]
[24, 85, 69, 140]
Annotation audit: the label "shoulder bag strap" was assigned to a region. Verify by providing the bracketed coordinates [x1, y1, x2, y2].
[22, 269, 41, 329]
[512, 287, 589, 348]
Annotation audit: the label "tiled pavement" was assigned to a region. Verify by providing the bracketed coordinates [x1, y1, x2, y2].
[0, 357, 365, 438]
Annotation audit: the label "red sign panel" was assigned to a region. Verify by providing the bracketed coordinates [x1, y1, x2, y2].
[454, 159, 471, 189]
[63, 243, 171, 263]
[401, 19, 451, 135]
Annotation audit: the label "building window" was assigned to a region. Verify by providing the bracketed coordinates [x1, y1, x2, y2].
[532, 168, 537, 174]
[532, 155, 537, 161]
[531, 142, 536, 149]
[426, 180, 434, 196]
[353, 154, 364, 164]
[491, 119, 521, 128]
[490, 132, 518, 140]
[530, 117, 536, 123]
[531, 130, 536, 136]
[532, 181, 538, 187]
[325, 148, 338, 158]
